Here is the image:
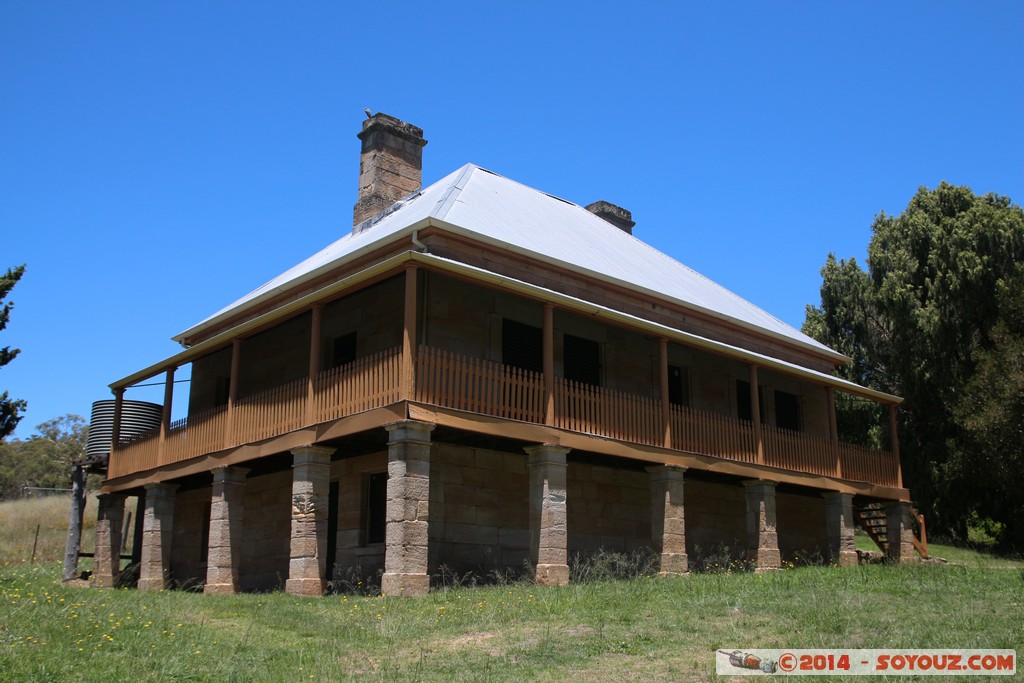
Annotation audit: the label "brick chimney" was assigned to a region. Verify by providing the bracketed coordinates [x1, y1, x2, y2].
[353, 113, 427, 227]
[585, 201, 635, 235]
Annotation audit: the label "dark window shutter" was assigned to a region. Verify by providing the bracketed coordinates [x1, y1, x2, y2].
[502, 319, 543, 373]
[774, 390, 801, 431]
[564, 334, 601, 386]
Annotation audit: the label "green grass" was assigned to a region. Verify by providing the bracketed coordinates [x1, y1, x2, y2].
[1, 497, 1021, 681]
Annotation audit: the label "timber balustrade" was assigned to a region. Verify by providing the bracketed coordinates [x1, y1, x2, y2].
[108, 344, 899, 488]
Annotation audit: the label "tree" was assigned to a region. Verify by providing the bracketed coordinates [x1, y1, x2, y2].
[0, 414, 89, 499]
[1, 264, 27, 438]
[804, 182, 1024, 547]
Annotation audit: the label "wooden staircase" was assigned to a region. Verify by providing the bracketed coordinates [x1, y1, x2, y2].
[854, 502, 929, 559]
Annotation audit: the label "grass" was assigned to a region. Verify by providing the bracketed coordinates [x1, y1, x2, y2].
[1, 497, 1021, 682]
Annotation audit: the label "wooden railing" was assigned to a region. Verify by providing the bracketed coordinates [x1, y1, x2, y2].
[556, 378, 662, 447]
[670, 404, 757, 464]
[108, 343, 899, 489]
[416, 346, 544, 422]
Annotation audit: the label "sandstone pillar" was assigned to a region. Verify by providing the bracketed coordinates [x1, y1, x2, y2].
[286, 446, 334, 596]
[381, 421, 434, 596]
[204, 466, 249, 594]
[92, 493, 126, 588]
[138, 483, 177, 591]
[885, 500, 917, 563]
[526, 444, 570, 586]
[823, 492, 857, 567]
[744, 479, 780, 571]
[648, 465, 688, 575]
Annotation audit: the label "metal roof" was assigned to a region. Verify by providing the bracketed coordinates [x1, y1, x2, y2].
[176, 164, 843, 362]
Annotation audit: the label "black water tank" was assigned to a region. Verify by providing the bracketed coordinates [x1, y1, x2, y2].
[86, 399, 164, 459]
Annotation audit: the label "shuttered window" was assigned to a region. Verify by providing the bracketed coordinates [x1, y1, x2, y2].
[365, 472, 387, 545]
[736, 379, 766, 422]
[564, 334, 602, 386]
[774, 390, 801, 431]
[502, 319, 543, 373]
[668, 365, 690, 407]
[332, 332, 357, 369]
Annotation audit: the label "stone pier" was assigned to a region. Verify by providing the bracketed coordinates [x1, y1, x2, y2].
[138, 483, 177, 591]
[92, 493, 126, 588]
[286, 446, 334, 596]
[526, 444, 570, 586]
[824, 492, 857, 567]
[382, 421, 434, 597]
[204, 466, 249, 594]
[648, 465, 688, 575]
[744, 479, 780, 571]
[885, 501, 918, 563]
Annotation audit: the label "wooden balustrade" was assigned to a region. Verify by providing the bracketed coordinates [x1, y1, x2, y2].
[317, 347, 402, 422]
[416, 346, 544, 422]
[762, 423, 836, 478]
[670, 404, 757, 463]
[107, 343, 899, 490]
[839, 441, 900, 488]
[556, 378, 662, 446]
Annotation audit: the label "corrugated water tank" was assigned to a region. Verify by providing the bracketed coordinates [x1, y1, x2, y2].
[86, 399, 163, 459]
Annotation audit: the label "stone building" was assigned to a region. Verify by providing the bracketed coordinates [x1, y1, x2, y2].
[91, 113, 920, 597]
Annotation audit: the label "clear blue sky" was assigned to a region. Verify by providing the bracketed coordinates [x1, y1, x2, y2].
[2, 1, 1022, 439]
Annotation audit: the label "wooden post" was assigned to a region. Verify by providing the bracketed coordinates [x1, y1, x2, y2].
[889, 403, 903, 488]
[225, 339, 242, 445]
[158, 366, 175, 464]
[402, 264, 418, 400]
[749, 365, 764, 464]
[61, 464, 87, 581]
[543, 303, 555, 426]
[659, 338, 671, 448]
[307, 305, 323, 424]
[110, 387, 124, 459]
[826, 386, 842, 478]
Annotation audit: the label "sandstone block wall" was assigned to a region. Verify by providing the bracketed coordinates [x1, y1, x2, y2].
[566, 461, 649, 555]
[431, 444, 530, 573]
[776, 490, 827, 562]
[238, 470, 292, 591]
[170, 487, 211, 587]
[684, 479, 747, 561]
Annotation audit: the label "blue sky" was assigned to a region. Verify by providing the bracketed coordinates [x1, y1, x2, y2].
[2, 1, 1022, 439]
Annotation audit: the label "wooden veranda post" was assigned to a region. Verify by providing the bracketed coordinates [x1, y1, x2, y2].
[224, 339, 242, 445]
[889, 404, 903, 488]
[110, 387, 124, 460]
[659, 338, 671, 448]
[402, 264, 418, 400]
[749, 365, 764, 464]
[158, 366, 175, 463]
[826, 386, 842, 478]
[543, 303, 555, 426]
[307, 305, 323, 424]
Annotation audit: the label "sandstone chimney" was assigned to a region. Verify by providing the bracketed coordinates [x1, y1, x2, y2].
[585, 201, 635, 235]
[353, 113, 427, 227]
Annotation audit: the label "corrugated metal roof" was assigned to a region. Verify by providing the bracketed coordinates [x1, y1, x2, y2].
[176, 164, 841, 360]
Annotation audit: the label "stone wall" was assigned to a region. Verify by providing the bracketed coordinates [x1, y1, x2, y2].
[238, 470, 292, 592]
[684, 479, 747, 562]
[430, 444, 530, 574]
[169, 487, 210, 588]
[332, 451, 388, 582]
[566, 461, 650, 555]
[776, 490, 826, 563]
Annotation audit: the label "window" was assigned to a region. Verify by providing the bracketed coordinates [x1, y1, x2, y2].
[214, 377, 231, 407]
[502, 319, 543, 373]
[564, 334, 602, 386]
[364, 472, 387, 545]
[774, 390, 801, 431]
[332, 332, 357, 369]
[668, 365, 690, 407]
[736, 379, 766, 422]
[199, 501, 211, 563]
